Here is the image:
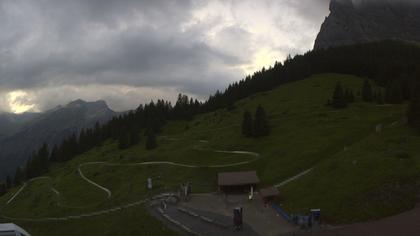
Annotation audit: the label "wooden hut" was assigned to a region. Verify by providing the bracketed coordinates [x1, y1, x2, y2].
[218, 171, 260, 193]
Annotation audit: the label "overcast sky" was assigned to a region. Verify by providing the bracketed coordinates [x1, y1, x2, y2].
[0, 0, 331, 113]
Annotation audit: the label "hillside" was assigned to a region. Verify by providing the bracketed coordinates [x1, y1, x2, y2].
[1, 74, 416, 235]
[0, 100, 117, 179]
[0, 112, 40, 138]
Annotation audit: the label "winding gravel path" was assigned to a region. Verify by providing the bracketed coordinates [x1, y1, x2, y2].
[77, 148, 260, 198]
[274, 168, 313, 188]
[1, 137, 308, 222]
[6, 177, 51, 205]
[1, 139, 261, 222]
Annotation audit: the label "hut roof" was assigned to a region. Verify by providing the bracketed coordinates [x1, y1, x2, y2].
[218, 171, 260, 186]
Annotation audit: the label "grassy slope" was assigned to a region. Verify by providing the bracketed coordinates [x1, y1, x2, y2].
[1, 73, 417, 235]
[280, 119, 420, 223]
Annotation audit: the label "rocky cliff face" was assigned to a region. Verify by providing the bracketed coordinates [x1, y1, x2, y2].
[314, 0, 420, 50]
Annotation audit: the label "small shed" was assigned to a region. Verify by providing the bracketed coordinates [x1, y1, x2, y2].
[218, 171, 260, 193]
[260, 186, 279, 204]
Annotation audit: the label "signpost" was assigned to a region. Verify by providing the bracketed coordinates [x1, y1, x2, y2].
[147, 178, 153, 190]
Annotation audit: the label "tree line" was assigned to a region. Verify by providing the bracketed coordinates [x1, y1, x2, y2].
[1, 93, 210, 192]
[407, 85, 420, 133]
[202, 41, 420, 114]
[242, 105, 270, 138]
[327, 83, 355, 109]
[3, 40, 420, 194]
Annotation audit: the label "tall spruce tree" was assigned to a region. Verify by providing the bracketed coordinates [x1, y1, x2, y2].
[145, 130, 157, 150]
[253, 105, 270, 137]
[5, 176, 11, 189]
[385, 80, 403, 104]
[407, 84, 420, 133]
[38, 143, 50, 174]
[118, 132, 130, 150]
[362, 79, 373, 102]
[14, 167, 23, 186]
[241, 111, 253, 137]
[375, 90, 385, 105]
[129, 130, 140, 146]
[50, 145, 59, 162]
[331, 82, 347, 108]
[344, 88, 355, 103]
[226, 96, 235, 111]
[0, 183, 6, 196]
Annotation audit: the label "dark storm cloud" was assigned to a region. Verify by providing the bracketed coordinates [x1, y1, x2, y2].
[0, 0, 335, 112]
[282, 0, 330, 22]
[0, 0, 238, 90]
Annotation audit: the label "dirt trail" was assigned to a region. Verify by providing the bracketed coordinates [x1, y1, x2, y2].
[1, 139, 261, 221]
[1, 137, 315, 222]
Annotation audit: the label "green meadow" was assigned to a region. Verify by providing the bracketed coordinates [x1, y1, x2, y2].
[2, 74, 418, 235]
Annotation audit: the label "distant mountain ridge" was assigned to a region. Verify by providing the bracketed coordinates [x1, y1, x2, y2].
[0, 112, 40, 138]
[0, 99, 117, 179]
[314, 0, 420, 49]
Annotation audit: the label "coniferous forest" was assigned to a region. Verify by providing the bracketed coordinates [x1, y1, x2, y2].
[241, 105, 270, 138]
[5, 40, 420, 192]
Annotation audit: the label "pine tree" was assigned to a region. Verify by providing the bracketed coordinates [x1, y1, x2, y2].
[145, 130, 157, 150]
[0, 183, 6, 196]
[14, 167, 23, 186]
[118, 132, 130, 150]
[385, 80, 403, 104]
[331, 83, 347, 108]
[129, 130, 140, 146]
[25, 156, 35, 179]
[38, 143, 50, 174]
[345, 88, 355, 103]
[362, 79, 373, 102]
[253, 105, 270, 137]
[241, 111, 253, 137]
[226, 99, 235, 111]
[375, 90, 385, 105]
[407, 84, 420, 133]
[50, 145, 59, 162]
[26, 152, 40, 179]
[93, 122, 102, 145]
[5, 176, 11, 189]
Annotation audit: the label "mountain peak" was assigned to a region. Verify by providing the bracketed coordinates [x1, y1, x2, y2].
[65, 99, 109, 109]
[314, 0, 420, 50]
[66, 99, 87, 107]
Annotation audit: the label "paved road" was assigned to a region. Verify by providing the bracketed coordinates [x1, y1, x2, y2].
[290, 207, 420, 236]
[180, 193, 297, 236]
[152, 205, 259, 236]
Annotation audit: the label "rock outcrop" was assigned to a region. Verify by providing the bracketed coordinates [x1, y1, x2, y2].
[314, 0, 420, 50]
